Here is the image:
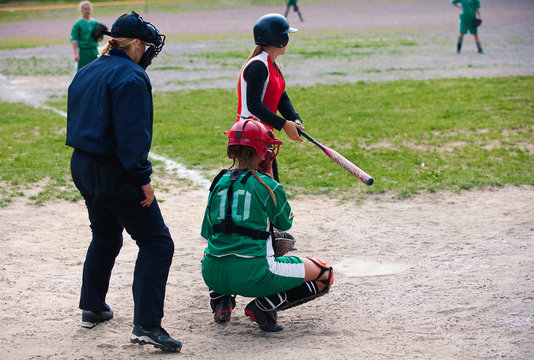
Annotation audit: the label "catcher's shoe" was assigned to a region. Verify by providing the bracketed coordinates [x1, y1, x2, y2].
[245, 301, 283, 332]
[130, 325, 182, 352]
[81, 309, 113, 329]
[213, 295, 235, 323]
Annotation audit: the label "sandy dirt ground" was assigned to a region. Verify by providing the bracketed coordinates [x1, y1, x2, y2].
[0, 1, 533, 359]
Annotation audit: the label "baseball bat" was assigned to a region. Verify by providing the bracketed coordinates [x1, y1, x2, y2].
[298, 130, 374, 186]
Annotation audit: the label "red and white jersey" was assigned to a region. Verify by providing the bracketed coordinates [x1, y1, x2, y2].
[236, 51, 285, 130]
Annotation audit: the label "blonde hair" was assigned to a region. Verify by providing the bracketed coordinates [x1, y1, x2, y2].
[235, 45, 285, 94]
[98, 38, 137, 58]
[228, 145, 277, 205]
[79, 1, 92, 12]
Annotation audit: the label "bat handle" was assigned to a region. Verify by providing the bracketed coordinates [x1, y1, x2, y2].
[298, 129, 322, 148]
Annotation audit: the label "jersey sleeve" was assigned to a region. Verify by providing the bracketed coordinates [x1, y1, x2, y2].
[70, 20, 80, 42]
[265, 181, 293, 231]
[277, 91, 300, 122]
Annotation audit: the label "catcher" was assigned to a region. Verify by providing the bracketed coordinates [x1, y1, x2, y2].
[452, 0, 484, 54]
[201, 119, 334, 332]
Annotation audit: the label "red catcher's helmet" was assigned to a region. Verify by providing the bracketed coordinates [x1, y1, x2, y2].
[225, 119, 282, 172]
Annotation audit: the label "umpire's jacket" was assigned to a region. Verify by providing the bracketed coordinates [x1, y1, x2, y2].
[66, 48, 153, 187]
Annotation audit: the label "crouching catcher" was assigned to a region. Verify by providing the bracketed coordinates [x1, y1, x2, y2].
[200, 119, 334, 332]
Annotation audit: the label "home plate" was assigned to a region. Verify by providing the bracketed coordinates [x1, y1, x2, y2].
[334, 258, 409, 277]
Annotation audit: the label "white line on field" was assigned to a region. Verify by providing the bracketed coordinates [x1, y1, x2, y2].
[149, 153, 210, 190]
[42, 104, 68, 118]
[0, 75, 210, 189]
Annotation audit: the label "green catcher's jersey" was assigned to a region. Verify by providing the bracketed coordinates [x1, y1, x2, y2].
[451, 0, 481, 18]
[201, 170, 293, 258]
[71, 18, 99, 49]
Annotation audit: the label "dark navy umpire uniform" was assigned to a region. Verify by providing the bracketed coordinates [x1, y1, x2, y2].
[67, 47, 173, 328]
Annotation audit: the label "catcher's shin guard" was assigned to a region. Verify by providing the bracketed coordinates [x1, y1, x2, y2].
[256, 258, 334, 312]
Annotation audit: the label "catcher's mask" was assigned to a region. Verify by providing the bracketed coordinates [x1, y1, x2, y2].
[104, 11, 165, 69]
[225, 119, 282, 173]
[253, 13, 297, 48]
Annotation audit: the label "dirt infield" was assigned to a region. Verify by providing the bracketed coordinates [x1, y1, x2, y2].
[0, 1, 533, 359]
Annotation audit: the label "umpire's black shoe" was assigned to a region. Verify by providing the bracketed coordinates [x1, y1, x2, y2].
[81, 309, 114, 329]
[130, 325, 182, 352]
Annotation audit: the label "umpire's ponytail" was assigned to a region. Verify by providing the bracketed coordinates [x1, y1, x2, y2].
[98, 37, 137, 58]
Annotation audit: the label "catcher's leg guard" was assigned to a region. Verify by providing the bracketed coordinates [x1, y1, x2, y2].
[209, 290, 235, 323]
[256, 258, 334, 312]
[245, 300, 283, 332]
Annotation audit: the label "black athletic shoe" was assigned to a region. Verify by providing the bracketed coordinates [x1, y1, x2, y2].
[130, 325, 182, 352]
[245, 301, 283, 332]
[213, 296, 235, 323]
[81, 309, 113, 329]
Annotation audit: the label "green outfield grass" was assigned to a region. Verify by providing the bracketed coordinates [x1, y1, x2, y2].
[3, 76, 532, 206]
[0, 102, 79, 206]
[152, 76, 534, 198]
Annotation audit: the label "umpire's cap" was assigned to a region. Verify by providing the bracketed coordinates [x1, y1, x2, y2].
[104, 11, 163, 46]
[253, 13, 297, 48]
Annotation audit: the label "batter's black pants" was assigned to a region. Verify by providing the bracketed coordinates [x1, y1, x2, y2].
[71, 149, 174, 327]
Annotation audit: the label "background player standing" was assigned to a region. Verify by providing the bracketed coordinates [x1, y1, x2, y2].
[284, 0, 304, 22]
[70, 1, 101, 71]
[452, 0, 484, 54]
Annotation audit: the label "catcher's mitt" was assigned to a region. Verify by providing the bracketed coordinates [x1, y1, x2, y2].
[273, 230, 296, 257]
[92, 22, 108, 41]
[473, 18, 482, 28]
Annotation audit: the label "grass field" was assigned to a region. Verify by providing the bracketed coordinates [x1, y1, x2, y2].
[2, 76, 533, 206]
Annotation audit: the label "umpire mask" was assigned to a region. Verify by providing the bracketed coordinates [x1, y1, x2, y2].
[105, 11, 166, 70]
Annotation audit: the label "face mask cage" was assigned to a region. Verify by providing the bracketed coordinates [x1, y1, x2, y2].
[137, 16, 166, 70]
[258, 131, 281, 173]
[138, 34, 165, 69]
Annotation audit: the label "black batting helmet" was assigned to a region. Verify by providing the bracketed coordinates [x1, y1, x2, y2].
[253, 13, 297, 48]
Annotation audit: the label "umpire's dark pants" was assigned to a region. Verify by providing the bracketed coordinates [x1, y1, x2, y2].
[71, 149, 174, 327]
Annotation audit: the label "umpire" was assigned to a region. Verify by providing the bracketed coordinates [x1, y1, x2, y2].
[66, 11, 181, 352]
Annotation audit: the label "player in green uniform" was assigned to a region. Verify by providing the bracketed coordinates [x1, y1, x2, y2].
[452, 0, 484, 54]
[201, 119, 334, 332]
[284, 0, 304, 22]
[71, 1, 101, 71]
